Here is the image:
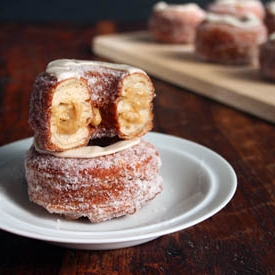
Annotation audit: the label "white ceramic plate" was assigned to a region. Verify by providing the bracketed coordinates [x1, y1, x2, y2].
[0, 132, 237, 250]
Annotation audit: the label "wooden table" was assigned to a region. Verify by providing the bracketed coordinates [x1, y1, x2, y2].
[0, 21, 275, 274]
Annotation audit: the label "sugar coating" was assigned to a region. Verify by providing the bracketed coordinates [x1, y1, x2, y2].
[83, 66, 128, 103]
[25, 139, 163, 223]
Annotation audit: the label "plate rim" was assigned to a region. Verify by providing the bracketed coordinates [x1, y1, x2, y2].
[0, 132, 237, 245]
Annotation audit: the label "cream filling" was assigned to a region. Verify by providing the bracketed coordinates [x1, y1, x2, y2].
[205, 12, 261, 28]
[34, 138, 140, 158]
[153, 1, 202, 12]
[46, 59, 146, 81]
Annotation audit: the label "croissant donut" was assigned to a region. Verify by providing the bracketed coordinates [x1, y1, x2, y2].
[195, 13, 267, 65]
[148, 1, 205, 44]
[29, 59, 155, 151]
[25, 139, 163, 223]
[208, 0, 265, 20]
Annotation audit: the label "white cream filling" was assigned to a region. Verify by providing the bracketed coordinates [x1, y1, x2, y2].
[205, 12, 261, 28]
[153, 1, 202, 12]
[46, 59, 146, 81]
[34, 138, 140, 158]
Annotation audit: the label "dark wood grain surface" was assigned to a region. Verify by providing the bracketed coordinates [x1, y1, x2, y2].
[0, 21, 275, 275]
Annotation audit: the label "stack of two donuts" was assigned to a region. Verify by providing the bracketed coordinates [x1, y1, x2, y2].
[25, 59, 163, 223]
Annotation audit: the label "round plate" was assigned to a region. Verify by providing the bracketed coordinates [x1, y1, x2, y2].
[0, 132, 237, 250]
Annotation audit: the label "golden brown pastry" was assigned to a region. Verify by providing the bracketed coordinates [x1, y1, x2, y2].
[29, 59, 155, 151]
[195, 13, 267, 65]
[148, 1, 205, 44]
[25, 139, 163, 223]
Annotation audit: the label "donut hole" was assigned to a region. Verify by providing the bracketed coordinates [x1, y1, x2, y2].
[51, 78, 93, 149]
[117, 74, 154, 138]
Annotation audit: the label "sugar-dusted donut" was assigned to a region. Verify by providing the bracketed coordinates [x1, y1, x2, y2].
[195, 13, 267, 65]
[148, 1, 205, 44]
[29, 59, 155, 151]
[265, 1, 275, 34]
[259, 33, 275, 81]
[25, 138, 163, 223]
[208, 0, 265, 20]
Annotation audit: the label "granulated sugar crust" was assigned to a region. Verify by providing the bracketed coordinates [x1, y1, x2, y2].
[25, 139, 163, 223]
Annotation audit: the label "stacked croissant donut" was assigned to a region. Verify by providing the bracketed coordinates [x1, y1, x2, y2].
[25, 59, 163, 223]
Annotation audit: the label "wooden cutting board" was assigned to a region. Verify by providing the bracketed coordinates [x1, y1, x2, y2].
[92, 31, 275, 124]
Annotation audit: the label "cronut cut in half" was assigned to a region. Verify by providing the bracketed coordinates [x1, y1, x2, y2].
[29, 64, 155, 151]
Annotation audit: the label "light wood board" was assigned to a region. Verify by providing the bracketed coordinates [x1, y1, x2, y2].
[92, 31, 275, 124]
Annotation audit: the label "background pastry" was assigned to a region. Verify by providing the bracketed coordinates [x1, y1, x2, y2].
[195, 13, 267, 65]
[148, 1, 205, 44]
